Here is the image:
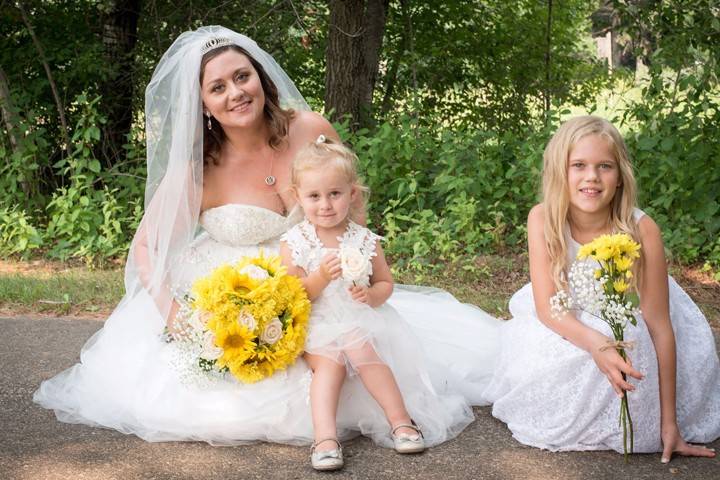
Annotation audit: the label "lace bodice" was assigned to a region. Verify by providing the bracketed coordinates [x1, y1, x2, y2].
[281, 219, 381, 286]
[199, 204, 303, 246]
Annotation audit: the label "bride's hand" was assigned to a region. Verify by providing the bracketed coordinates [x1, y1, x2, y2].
[589, 336, 644, 397]
[166, 300, 186, 340]
[661, 423, 716, 463]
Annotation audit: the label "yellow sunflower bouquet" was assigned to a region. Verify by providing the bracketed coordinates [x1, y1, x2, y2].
[172, 253, 310, 384]
[550, 233, 641, 462]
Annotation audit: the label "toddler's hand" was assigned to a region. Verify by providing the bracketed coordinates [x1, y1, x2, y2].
[590, 339, 644, 397]
[348, 285, 370, 304]
[319, 253, 342, 281]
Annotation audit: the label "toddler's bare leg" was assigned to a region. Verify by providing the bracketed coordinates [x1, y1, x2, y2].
[305, 353, 346, 451]
[345, 344, 414, 434]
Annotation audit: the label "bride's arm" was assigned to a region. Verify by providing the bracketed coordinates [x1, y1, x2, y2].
[130, 167, 200, 330]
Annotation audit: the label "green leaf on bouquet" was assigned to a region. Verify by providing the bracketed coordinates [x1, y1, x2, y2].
[627, 291, 640, 308]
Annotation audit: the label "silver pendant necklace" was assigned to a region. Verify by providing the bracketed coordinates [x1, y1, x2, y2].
[265, 150, 276, 186]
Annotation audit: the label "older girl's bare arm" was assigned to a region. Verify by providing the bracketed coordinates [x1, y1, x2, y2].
[637, 216, 716, 461]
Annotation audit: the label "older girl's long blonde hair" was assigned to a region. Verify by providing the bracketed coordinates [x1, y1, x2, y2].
[291, 137, 369, 222]
[542, 115, 642, 289]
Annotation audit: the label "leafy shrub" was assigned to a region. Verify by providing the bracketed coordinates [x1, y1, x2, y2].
[0, 206, 44, 258]
[43, 94, 144, 265]
[339, 115, 550, 275]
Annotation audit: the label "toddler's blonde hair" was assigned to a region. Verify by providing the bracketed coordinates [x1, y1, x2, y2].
[542, 115, 642, 289]
[291, 137, 369, 222]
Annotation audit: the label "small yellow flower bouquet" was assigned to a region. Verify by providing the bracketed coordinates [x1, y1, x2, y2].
[173, 254, 310, 384]
[550, 233, 641, 461]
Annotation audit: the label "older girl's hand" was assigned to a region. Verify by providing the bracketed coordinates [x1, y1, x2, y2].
[590, 338, 644, 397]
[661, 423, 716, 463]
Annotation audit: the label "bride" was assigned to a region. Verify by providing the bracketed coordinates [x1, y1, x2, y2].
[33, 26, 501, 446]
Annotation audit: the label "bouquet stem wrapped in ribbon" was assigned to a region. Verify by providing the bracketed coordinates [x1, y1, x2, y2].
[551, 233, 641, 462]
[172, 254, 311, 384]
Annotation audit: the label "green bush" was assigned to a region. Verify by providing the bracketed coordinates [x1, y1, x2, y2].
[340, 115, 548, 275]
[0, 206, 44, 258]
[42, 94, 144, 265]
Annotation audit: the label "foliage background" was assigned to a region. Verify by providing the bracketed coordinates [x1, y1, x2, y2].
[0, 0, 719, 277]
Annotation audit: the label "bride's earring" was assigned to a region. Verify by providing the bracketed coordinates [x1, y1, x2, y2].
[206, 112, 212, 130]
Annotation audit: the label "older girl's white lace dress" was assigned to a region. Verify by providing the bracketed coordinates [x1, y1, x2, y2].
[482, 209, 720, 452]
[34, 204, 501, 446]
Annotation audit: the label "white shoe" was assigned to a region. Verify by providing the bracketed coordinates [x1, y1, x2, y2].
[391, 421, 426, 454]
[310, 438, 344, 471]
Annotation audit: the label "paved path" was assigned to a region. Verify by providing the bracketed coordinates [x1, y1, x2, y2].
[1, 317, 718, 480]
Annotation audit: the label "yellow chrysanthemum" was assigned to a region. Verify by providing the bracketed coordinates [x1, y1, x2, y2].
[615, 255, 633, 272]
[577, 243, 594, 260]
[613, 279, 629, 293]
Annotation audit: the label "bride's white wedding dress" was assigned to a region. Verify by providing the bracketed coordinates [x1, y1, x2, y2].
[34, 204, 502, 446]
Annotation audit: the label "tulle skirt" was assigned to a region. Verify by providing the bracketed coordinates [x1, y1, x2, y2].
[33, 235, 502, 447]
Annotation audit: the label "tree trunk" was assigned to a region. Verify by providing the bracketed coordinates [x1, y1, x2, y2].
[543, 0, 553, 114]
[100, 0, 141, 167]
[325, 0, 389, 130]
[0, 66, 18, 153]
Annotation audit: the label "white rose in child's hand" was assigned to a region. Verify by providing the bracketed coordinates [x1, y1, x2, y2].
[260, 318, 283, 345]
[340, 247, 370, 284]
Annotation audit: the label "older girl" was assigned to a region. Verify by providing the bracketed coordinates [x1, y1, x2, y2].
[484, 116, 719, 462]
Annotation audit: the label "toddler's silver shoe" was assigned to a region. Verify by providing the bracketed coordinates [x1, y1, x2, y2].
[310, 438, 344, 471]
[391, 421, 426, 454]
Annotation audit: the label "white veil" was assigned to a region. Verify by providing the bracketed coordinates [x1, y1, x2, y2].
[126, 26, 310, 322]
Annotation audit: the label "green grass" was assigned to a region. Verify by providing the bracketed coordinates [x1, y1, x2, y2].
[0, 257, 717, 331]
[0, 268, 124, 316]
[393, 254, 529, 319]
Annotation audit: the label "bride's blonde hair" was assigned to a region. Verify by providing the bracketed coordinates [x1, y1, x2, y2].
[542, 116, 642, 289]
[291, 137, 369, 222]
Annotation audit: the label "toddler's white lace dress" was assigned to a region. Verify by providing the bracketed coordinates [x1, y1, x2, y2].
[483, 208, 720, 452]
[34, 204, 501, 447]
[281, 219, 474, 446]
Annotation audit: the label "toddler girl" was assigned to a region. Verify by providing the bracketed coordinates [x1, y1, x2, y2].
[280, 136, 473, 470]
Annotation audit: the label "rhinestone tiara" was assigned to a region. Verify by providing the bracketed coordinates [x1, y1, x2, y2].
[201, 37, 235, 54]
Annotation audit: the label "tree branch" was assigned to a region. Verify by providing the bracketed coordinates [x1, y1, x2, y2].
[16, 1, 70, 156]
